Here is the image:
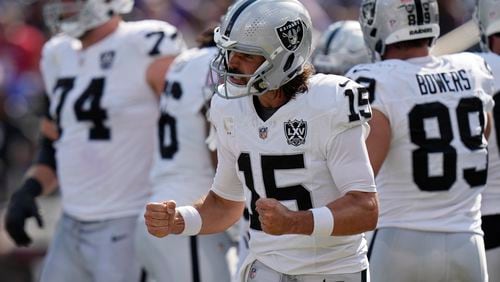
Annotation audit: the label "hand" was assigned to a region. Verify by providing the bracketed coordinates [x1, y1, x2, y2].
[5, 186, 44, 246]
[144, 201, 177, 238]
[255, 198, 292, 235]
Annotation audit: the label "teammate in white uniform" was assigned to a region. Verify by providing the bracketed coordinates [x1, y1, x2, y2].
[475, 1, 500, 281]
[144, 1, 378, 282]
[135, 28, 233, 282]
[347, 0, 494, 281]
[311, 20, 371, 75]
[4, 1, 185, 281]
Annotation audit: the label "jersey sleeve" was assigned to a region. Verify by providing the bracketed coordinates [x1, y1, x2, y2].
[210, 137, 245, 202]
[40, 39, 59, 99]
[329, 78, 373, 139]
[474, 55, 495, 112]
[443, 52, 495, 112]
[40, 37, 72, 120]
[209, 96, 245, 202]
[313, 75, 376, 194]
[133, 20, 187, 57]
[326, 123, 376, 195]
[345, 66, 389, 117]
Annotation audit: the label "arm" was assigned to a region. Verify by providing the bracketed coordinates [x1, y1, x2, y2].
[256, 124, 379, 236]
[27, 118, 59, 195]
[5, 118, 59, 246]
[146, 124, 246, 237]
[485, 112, 492, 140]
[146, 55, 177, 97]
[327, 191, 378, 235]
[140, 20, 186, 98]
[145, 191, 245, 237]
[197, 191, 245, 234]
[256, 191, 378, 236]
[365, 109, 391, 176]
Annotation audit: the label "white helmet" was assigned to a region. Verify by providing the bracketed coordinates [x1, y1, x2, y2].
[210, 0, 313, 99]
[44, 0, 134, 38]
[359, 0, 440, 58]
[311, 20, 371, 75]
[475, 0, 500, 52]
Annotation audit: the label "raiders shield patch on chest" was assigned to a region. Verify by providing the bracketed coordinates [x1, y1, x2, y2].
[276, 19, 304, 51]
[284, 119, 307, 146]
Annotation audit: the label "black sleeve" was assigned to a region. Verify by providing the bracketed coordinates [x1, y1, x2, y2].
[34, 136, 56, 171]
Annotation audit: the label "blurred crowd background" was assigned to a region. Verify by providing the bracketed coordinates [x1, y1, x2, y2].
[0, 0, 478, 281]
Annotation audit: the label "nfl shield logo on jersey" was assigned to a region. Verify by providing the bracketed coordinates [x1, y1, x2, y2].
[276, 20, 304, 51]
[100, 50, 116, 70]
[259, 127, 268, 140]
[284, 119, 307, 146]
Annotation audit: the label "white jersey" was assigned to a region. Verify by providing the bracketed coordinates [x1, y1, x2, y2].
[149, 47, 218, 204]
[347, 53, 495, 234]
[210, 74, 376, 275]
[478, 52, 500, 216]
[40, 20, 186, 221]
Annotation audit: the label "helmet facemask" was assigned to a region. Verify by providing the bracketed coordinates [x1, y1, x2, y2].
[43, 0, 133, 38]
[210, 28, 283, 99]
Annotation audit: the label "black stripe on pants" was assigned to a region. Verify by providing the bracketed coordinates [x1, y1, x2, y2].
[190, 236, 200, 282]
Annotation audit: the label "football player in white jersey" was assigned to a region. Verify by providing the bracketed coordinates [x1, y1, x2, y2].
[347, 0, 494, 281]
[134, 27, 233, 282]
[476, 0, 500, 281]
[4, 1, 185, 281]
[311, 20, 371, 75]
[144, 1, 378, 282]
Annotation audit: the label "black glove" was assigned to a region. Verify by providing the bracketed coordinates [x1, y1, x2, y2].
[5, 178, 44, 246]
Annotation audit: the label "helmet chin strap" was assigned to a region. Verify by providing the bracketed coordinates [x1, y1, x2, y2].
[227, 81, 263, 98]
[216, 80, 265, 99]
[61, 22, 87, 38]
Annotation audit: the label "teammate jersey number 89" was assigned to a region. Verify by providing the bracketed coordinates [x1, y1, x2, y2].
[409, 97, 487, 191]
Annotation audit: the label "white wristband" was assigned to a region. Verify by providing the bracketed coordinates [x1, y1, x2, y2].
[310, 207, 334, 237]
[176, 206, 202, 236]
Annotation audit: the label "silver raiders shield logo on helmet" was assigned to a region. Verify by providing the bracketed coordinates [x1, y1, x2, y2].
[276, 19, 304, 51]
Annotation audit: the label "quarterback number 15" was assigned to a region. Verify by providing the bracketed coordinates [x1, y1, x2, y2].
[237, 153, 313, 231]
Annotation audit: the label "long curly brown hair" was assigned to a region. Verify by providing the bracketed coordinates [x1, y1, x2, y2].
[281, 63, 315, 100]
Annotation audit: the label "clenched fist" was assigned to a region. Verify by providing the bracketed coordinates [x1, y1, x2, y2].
[255, 198, 294, 235]
[144, 201, 177, 238]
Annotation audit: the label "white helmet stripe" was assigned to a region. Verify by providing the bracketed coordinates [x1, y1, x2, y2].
[323, 23, 343, 56]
